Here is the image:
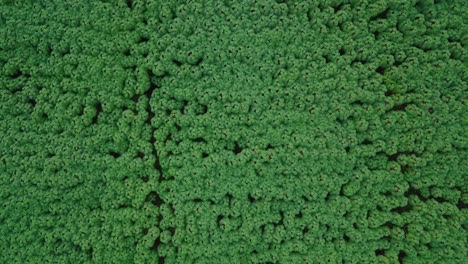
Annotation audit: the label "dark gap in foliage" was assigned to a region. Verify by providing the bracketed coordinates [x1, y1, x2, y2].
[172, 59, 183, 66]
[375, 249, 385, 256]
[337, 22, 345, 32]
[78, 105, 84, 116]
[343, 211, 350, 219]
[432, 196, 448, 204]
[387, 151, 418, 162]
[391, 203, 412, 213]
[190, 57, 203, 66]
[109, 151, 121, 158]
[400, 165, 409, 174]
[334, 3, 344, 13]
[274, 211, 284, 227]
[92, 102, 102, 124]
[376, 66, 385, 75]
[154, 150, 164, 183]
[145, 107, 154, 124]
[193, 137, 206, 143]
[339, 186, 346, 197]
[226, 193, 233, 202]
[233, 142, 242, 154]
[145, 70, 165, 183]
[339, 48, 345, 55]
[146, 191, 163, 207]
[447, 36, 458, 43]
[150, 237, 161, 251]
[125, 0, 132, 9]
[248, 194, 256, 203]
[10, 69, 22, 79]
[132, 94, 140, 102]
[373, 31, 380, 39]
[394, 59, 403, 66]
[164, 134, 172, 143]
[402, 224, 409, 235]
[390, 103, 408, 111]
[28, 98, 36, 108]
[180, 100, 188, 114]
[145, 70, 157, 98]
[398, 250, 406, 263]
[46, 45, 52, 55]
[457, 199, 467, 210]
[138, 36, 149, 43]
[383, 235, 392, 241]
[370, 8, 390, 21]
[168, 227, 175, 235]
[216, 215, 224, 225]
[87, 247, 93, 260]
[123, 64, 137, 72]
[387, 153, 399, 162]
[414, 44, 431, 53]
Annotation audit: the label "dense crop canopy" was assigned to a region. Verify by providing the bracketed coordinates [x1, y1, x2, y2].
[0, 0, 466, 263]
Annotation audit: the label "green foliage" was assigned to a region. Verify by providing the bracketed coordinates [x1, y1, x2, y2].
[1, 0, 467, 263]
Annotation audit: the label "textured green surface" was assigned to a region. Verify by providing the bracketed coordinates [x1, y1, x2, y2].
[1, 0, 467, 263]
